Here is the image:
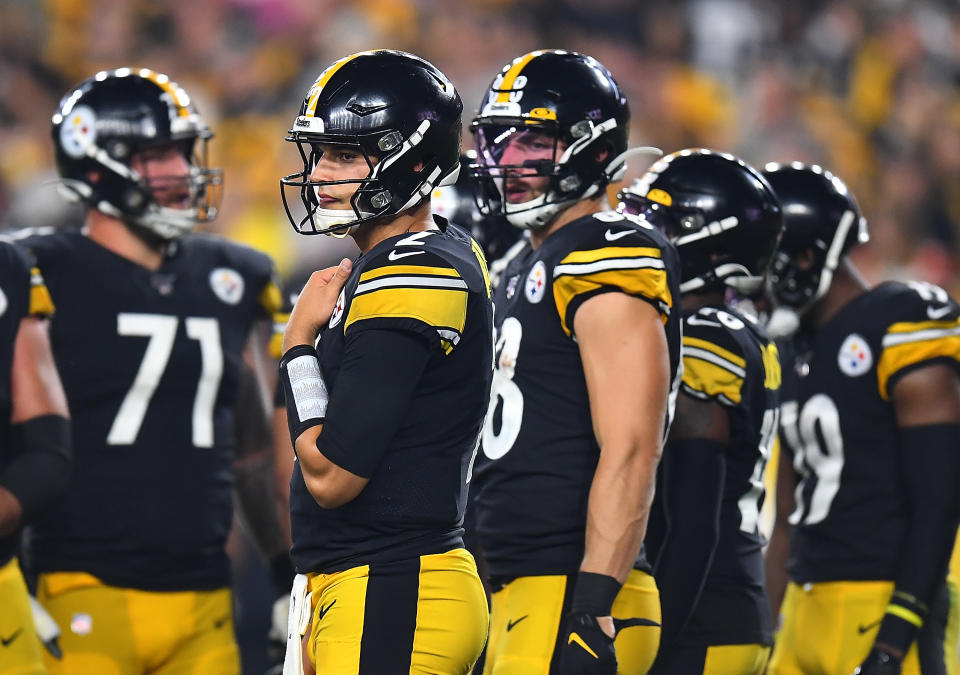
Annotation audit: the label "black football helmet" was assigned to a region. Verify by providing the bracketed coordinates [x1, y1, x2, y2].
[762, 162, 868, 314]
[618, 149, 783, 296]
[281, 50, 463, 237]
[471, 50, 642, 230]
[52, 68, 222, 240]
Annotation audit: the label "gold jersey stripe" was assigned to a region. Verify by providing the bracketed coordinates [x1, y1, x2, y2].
[683, 336, 747, 369]
[885, 604, 923, 628]
[877, 331, 960, 400]
[560, 246, 662, 266]
[358, 264, 461, 283]
[345, 286, 468, 345]
[885, 318, 960, 336]
[495, 51, 542, 103]
[305, 51, 379, 117]
[553, 268, 671, 337]
[682, 355, 744, 404]
[259, 280, 283, 315]
[28, 268, 54, 316]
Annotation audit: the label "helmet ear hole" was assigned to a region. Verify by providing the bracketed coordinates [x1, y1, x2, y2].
[123, 186, 148, 212]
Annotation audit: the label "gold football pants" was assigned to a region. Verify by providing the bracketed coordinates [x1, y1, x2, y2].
[304, 547, 488, 674]
[769, 580, 954, 675]
[0, 557, 46, 675]
[482, 569, 661, 675]
[36, 571, 238, 675]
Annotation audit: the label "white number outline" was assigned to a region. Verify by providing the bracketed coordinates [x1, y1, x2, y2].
[482, 316, 524, 459]
[784, 393, 845, 526]
[107, 313, 224, 448]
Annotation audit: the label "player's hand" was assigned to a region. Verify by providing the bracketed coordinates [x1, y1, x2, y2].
[556, 612, 618, 675]
[852, 648, 902, 675]
[282, 258, 352, 351]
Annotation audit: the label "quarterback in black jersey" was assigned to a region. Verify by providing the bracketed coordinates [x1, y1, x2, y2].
[468, 49, 681, 674]
[620, 150, 784, 674]
[17, 69, 286, 675]
[276, 50, 491, 675]
[0, 240, 70, 674]
[763, 164, 960, 675]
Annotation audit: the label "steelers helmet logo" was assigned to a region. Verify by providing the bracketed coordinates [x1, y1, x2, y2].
[525, 260, 547, 304]
[329, 288, 346, 328]
[59, 105, 98, 159]
[838, 333, 872, 377]
[209, 267, 245, 305]
[0, 286, 7, 318]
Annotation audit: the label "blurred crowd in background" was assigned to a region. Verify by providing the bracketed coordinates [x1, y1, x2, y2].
[1, 0, 957, 671]
[2, 0, 959, 287]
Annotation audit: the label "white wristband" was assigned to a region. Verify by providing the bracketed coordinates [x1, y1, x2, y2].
[286, 354, 329, 421]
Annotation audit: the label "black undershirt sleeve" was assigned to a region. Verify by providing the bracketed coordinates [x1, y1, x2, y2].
[315, 328, 433, 479]
[650, 438, 726, 657]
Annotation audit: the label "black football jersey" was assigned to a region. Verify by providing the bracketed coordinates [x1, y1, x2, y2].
[650, 306, 780, 646]
[0, 240, 54, 565]
[470, 211, 683, 583]
[289, 221, 493, 574]
[15, 228, 280, 591]
[780, 281, 960, 583]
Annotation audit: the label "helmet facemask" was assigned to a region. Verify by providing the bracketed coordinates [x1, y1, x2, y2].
[471, 117, 622, 231]
[281, 122, 457, 238]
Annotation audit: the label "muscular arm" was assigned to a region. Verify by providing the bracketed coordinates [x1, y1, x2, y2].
[765, 436, 796, 622]
[651, 393, 729, 653]
[576, 293, 670, 584]
[0, 317, 70, 536]
[872, 363, 960, 659]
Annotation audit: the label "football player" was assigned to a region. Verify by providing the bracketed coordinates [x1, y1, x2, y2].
[620, 150, 783, 674]
[468, 49, 681, 674]
[275, 50, 492, 675]
[763, 163, 960, 675]
[0, 240, 70, 674]
[14, 68, 285, 674]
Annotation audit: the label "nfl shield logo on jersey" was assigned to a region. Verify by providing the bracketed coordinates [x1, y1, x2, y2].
[525, 260, 547, 304]
[838, 333, 872, 376]
[209, 268, 245, 305]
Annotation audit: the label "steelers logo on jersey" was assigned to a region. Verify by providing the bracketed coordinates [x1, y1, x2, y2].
[329, 288, 346, 328]
[838, 333, 872, 377]
[525, 260, 546, 304]
[209, 267, 245, 305]
[0, 286, 7, 318]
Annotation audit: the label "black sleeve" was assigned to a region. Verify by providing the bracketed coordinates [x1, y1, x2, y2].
[650, 438, 726, 657]
[315, 328, 432, 478]
[876, 423, 960, 651]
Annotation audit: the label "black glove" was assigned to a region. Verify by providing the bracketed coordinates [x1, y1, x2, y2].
[852, 648, 902, 675]
[557, 612, 617, 675]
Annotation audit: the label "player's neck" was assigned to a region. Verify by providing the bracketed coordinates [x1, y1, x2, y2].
[84, 210, 167, 271]
[529, 197, 606, 250]
[805, 259, 869, 332]
[351, 202, 435, 254]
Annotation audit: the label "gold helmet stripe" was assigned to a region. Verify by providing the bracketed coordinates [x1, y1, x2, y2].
[495, 50, 543, 103]
[304, 50, 380, 117]
[138, 68, 191, 118]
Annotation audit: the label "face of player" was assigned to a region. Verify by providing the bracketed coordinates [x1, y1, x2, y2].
[131, 143, 194, 210]
[308, 144, 380, 211]
[494, 129, 568, 204]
